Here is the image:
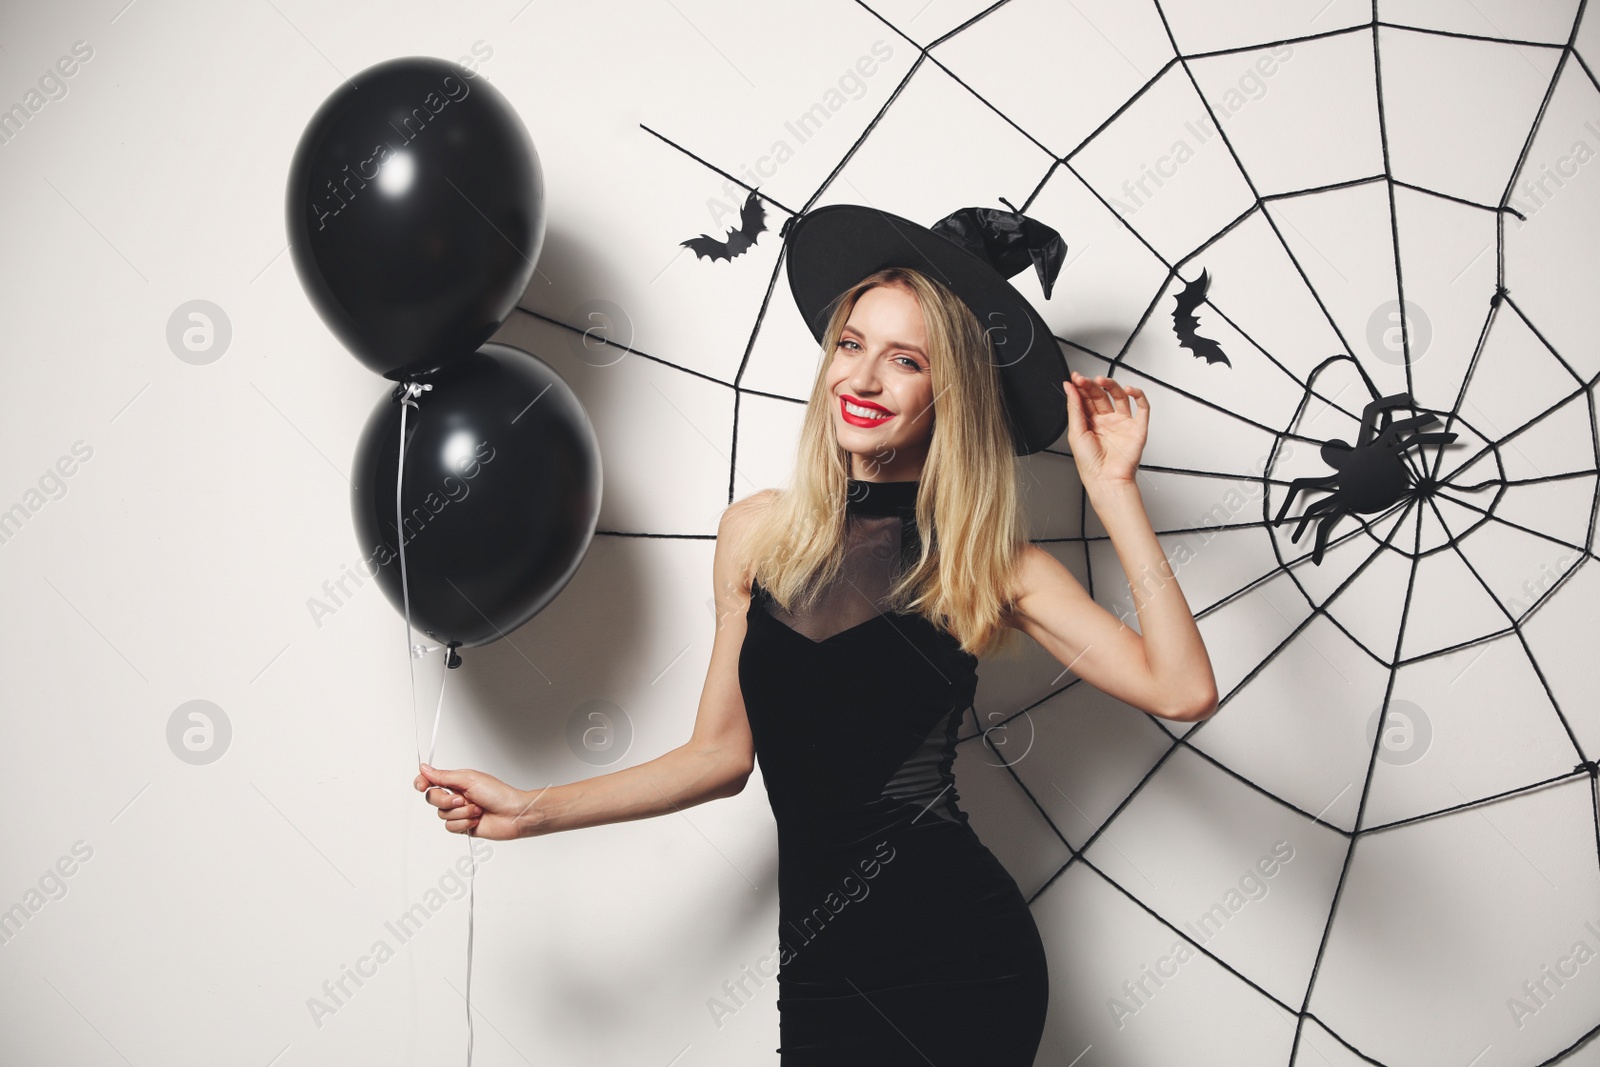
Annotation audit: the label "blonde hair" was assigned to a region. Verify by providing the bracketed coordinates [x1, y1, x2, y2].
[744, 266, 1029, 659]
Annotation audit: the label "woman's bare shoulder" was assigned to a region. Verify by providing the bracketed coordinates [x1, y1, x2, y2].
[725, 486, 781, 516]
[716, 489, 782, 590]
[1001, 542, 1089, 629]
[720, 487, 781, 535]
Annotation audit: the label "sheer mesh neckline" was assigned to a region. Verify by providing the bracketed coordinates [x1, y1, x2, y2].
[755, 477, 921, 644]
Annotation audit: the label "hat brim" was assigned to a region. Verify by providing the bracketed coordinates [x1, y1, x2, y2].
[783, 203, 1067, 456]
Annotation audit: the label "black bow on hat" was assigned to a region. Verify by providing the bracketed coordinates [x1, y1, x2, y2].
[927, 198, 1066, 300]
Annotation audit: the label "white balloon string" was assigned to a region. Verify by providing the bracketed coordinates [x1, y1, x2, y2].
[395, 380, 476, 1066]
[425, 654, 450, 769]
[397, 381, 430, 753]
[422, 647, 475, 1067]
[465, 828, 477, 1065]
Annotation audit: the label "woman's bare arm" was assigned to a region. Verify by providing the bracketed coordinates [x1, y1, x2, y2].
[1005, 481, 1218, 723]
[417, 492, 768, 839]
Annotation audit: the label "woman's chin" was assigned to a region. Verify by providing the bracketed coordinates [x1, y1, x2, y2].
[837, 429, 892, 454]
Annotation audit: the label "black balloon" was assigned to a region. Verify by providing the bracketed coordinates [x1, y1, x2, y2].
[286, 56, 545, 381]
[351, 343, 601, 649]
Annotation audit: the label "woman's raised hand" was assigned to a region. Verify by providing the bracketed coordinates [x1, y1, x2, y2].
[415, 763, 531, 840]
[1062, 370, 1150, 493]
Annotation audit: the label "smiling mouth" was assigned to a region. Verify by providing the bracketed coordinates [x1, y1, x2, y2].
[840, 396, 896, 426]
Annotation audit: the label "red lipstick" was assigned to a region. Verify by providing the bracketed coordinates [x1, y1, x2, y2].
[840, 395, 897, 427]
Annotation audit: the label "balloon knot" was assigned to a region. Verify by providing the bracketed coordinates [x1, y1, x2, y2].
[392, 380, 434, 407]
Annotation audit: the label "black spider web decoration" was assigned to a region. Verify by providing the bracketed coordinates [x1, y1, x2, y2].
[515, 0, 1600, 1062]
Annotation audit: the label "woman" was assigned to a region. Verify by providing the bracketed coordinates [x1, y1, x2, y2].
[416, 205, 1218, 1064]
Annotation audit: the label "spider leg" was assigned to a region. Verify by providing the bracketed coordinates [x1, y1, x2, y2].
[1358, 394, 1418, 447]
[1372, 413, 1439, 446]
[1312, 511, 1341, 565]
[1390, 430, 1460, 484]
[1291, 494, 1341, 542]
[1400, 431, 1458, 448]
[1273, 475, 1339, 526]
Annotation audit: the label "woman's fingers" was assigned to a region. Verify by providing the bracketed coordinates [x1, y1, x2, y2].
[422, 786, 465, 810]
[414, 762, 496, 837]
[419, 762, 484, 800]
[1101, 376, 1132, 416]
[1078, 372, 1117, 415]
[1070, 372, 1100, 416]
[1081, 372, 1131, 417]
[1062, 379, 1085, 434]
[416, 764, 524, 839]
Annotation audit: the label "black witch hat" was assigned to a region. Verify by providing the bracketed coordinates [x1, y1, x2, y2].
[781, 200, 1068, 455]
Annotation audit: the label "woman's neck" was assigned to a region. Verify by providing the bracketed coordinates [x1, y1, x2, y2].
[848, 458, 925, 482]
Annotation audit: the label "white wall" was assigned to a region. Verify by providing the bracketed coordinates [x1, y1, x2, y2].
[2, 1, 1598, 1065]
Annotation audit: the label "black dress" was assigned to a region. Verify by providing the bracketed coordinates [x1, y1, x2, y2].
[737, 477, 1049, 1065]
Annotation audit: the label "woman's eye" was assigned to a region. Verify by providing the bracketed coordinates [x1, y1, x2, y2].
[836, 339, 918, 369]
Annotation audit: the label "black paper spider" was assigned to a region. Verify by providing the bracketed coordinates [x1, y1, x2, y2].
[1272, 393, 1458, 565]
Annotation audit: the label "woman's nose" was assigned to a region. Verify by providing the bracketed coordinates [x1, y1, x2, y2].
[847, 364, 881, 395]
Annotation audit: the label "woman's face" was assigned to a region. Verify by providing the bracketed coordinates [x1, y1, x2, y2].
[826, 283, 935, 481]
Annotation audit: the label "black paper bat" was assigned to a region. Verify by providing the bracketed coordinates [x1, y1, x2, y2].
[682, 189, 767, 262]
[1171, 268, 1230, 366]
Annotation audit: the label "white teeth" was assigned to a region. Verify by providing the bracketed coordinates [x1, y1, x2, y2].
[844, 400, 891, 420]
